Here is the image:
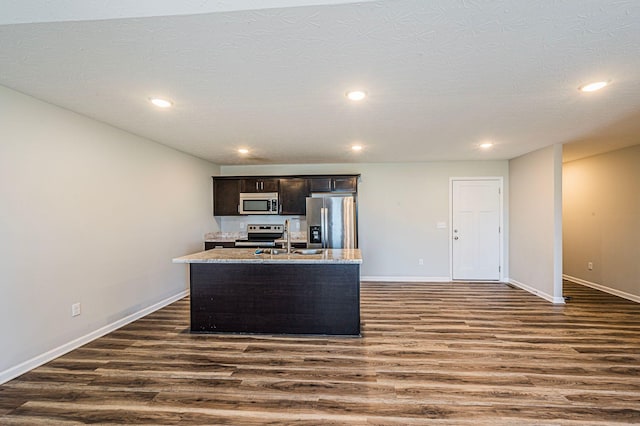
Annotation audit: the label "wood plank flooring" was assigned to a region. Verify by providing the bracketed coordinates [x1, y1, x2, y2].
[1, 281, 639, 425]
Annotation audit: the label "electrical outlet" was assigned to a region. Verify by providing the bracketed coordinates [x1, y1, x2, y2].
[588, 262, 593, 271]
[418, 258, 424, 265]
[71, 303, 81, 317]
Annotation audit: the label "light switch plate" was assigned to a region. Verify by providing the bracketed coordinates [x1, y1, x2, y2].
[71, 303, 81, 317]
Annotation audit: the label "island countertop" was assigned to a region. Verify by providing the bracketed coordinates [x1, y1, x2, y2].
[173, 248, 362, 264]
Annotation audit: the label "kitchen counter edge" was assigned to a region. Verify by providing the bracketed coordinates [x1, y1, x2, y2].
[173, 248, 362, 264]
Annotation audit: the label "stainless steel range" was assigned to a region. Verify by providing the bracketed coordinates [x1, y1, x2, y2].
[234, 224, 284, 248]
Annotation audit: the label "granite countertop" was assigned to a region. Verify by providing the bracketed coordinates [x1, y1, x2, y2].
[173, 248, 362, 264]
[203, 232, 244, 242]
[204, 231, 307, 244]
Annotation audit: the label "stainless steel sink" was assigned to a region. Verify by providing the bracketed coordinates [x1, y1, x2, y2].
[255, 248, 324, 255]
[254, 248, 288, 255]
[293, 249, 324, 255]
[270, 249, 289, 255]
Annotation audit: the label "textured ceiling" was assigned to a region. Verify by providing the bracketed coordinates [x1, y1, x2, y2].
[1, 0, 639, 165]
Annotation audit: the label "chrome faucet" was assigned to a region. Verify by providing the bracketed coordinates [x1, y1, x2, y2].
[284, 219, 292, 254]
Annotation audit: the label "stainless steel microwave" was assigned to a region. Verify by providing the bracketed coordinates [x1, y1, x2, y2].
[239, 192, 279, 215]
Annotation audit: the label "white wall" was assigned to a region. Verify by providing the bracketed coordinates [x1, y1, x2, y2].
[221, 161, 509, 280]
[0, 85, 219, 382]
[563, 145, 640, 302]
[509, 144, 563, 303]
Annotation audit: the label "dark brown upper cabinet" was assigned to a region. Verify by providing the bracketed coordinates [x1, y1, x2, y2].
[212, 174, 359, 216]
[240, 178, 279, 193]
[213, 178, 240, 216]
[308, 176, 358, 193]
[278, 178, 309, 215]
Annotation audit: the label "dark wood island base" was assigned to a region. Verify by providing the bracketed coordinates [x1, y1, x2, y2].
[173, 248, 363, 335]
[189, 262, 360, 335]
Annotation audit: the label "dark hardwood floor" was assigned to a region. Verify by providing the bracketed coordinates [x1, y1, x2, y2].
[1, 281, 639, 425]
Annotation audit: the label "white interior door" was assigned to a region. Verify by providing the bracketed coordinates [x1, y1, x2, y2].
[452, 179, 501, 280]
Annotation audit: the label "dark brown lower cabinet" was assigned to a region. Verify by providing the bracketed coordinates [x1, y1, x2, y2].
[189, 263, 360, 335]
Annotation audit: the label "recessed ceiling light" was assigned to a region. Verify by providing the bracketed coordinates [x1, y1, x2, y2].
[346, 90, 367, 101]
[479, 142, 494, 149]
[351, 145, 363, 152]
[238, 148, 249, 154]
[149, 98, 173, 108]
[578, 81, 609, 92]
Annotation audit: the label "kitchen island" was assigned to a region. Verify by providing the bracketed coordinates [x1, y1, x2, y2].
[173, 248, 362, 335]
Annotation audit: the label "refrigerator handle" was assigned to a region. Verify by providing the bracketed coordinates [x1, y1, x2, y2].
[321, 207, 327, 248]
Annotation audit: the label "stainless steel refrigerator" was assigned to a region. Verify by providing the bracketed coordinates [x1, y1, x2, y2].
[306, 195, 357, 249]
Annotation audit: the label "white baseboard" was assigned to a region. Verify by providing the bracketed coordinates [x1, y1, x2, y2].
[0, 289, 188, 385]
[361, 276, 450, 283]
[563, 274, 640, 303]
[507, 278, 565, 304]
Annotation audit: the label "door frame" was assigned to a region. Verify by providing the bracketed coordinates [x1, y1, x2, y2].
[449, 177, 504, 282]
